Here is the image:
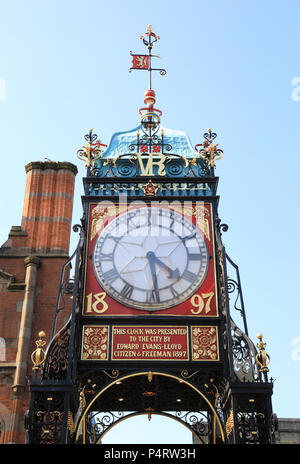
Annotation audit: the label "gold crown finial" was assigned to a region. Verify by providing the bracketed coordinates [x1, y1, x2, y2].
[255, 333, 271, 372]
[31, 331, 46, 371]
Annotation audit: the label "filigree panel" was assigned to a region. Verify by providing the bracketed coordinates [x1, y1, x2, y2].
[42, 320, 71, 380]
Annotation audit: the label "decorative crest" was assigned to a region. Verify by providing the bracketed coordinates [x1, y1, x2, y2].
[195, 128, 224, 167]
[77, 129, 107, 167]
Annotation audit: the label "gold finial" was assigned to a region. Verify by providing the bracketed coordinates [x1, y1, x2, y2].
[31, 331, 46, 371]
[147, 371, 153, 382]
[147, 24, 152, 34]
[145, 407, 154, 421]
[255, 333, 271, 372]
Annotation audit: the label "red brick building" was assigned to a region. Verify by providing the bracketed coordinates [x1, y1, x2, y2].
[0, 160, 77, 443]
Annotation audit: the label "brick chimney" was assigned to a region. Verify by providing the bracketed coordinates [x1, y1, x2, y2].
[21, 161, 78, 254]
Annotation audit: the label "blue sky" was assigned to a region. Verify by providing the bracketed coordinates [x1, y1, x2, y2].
[1, 0, 300, 443]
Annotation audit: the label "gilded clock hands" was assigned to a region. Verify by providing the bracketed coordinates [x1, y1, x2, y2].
[146, 251, 180, 279]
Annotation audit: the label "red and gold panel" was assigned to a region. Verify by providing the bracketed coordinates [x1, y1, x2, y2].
[111, 325, 189, 361]
[82, 201, 218, 317]
[81, 324, 219, 362]
[191, 326, 219, 361]
[81, 325, 109, 361]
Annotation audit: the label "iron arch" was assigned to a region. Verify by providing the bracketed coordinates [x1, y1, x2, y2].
[74, 371, 225, 444]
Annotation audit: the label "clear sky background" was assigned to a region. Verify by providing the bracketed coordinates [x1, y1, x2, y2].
[0, 0, 300, 444]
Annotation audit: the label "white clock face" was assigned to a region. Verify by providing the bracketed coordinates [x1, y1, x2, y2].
[92, 207, 209, 311]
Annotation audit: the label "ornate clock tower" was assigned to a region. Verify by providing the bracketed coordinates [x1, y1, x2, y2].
[26, 26, 276, 445]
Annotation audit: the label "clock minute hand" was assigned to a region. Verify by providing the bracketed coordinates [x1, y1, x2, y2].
[146, 252, 160, 300]
[147, 251, 180, 279]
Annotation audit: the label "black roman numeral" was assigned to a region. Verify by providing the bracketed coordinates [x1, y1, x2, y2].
[102, 268, 119, 284]
[120, 283, 134, 299]
[182, 232, 196, 243]
[181, 269, 197, 283]
[99, 252, 114, 261]
[187, 252, 202, 261]
[106, 234, 121, 243]
[170, 286, 179, 298]
[146, 289, 160, 303]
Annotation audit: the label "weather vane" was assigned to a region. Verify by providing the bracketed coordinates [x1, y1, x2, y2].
[129, 24, 166, 89]
[129, 25, 166, 130]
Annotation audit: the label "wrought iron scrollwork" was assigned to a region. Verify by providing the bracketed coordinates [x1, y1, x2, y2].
[85, 411, 125, 444]
[237, 410, 270, 444]
[41, 319, 71, 381]
[227, 278, 244, 315]
[26, 391, 65, 444]
[226, 253, 248, 336]
[82, 409, 213, 445]
[50, 223, 83, 339]
[174, 411, 209, 442]
[231, 319, 260, 382]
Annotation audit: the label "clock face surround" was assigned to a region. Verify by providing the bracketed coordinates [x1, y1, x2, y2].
[92, 206, 209, 311]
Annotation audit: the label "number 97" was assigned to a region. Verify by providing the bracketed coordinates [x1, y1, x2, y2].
[190, 292, 214, 315]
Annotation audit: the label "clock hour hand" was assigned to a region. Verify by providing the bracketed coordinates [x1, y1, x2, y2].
[146, 251, 180, 279]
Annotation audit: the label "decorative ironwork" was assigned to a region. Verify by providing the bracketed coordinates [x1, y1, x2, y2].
[128, 128, 171, 153]
[195, 128, 224, 168]
[79, 409, 218, 445]
[77, 129, 107, 168]
[231, 319, 260, 382]
[237, 408, 270, 444]
[180, 370, 200, 380]
[101, 370, 120, 379]
[51, 223, 83, 339]
[41, 320, 71, 381]
[86, 179, 215, 196]
[26, 392, 66, 444]
[174, 411, 209, 442]
[226, 253, 248, 336]
[86, 411, 125, 444]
